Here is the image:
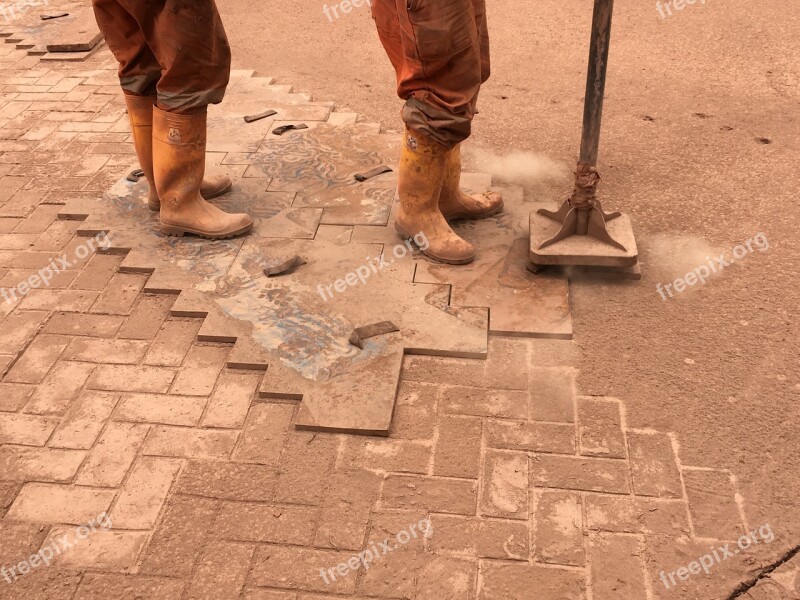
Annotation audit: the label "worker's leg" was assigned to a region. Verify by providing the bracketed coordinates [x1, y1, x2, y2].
[91, 0, 234, 216]
[93, 0, 250, 238]
[372, 0, 499, 263]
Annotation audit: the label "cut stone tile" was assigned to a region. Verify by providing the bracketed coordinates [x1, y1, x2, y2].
[144, 320, 201, 367]
[7, 483, 115, 524]
[433, 415, 483, 479]
[428, 515, 529, 560]
[529, 367, 576, 423]
[627, 431, 683, 498]
[4, 334, 69, 384]
[479, 450, 529, 520]
[682, 469, 744, 540]
[233, 402, 294, 465]
[169, 345, 228, 396]
[75, 422, 149, 487]
[48, 391, 119, 449]
[274, 431, 338, 505]
[214, 502, 318, 544]
[88, 365, 175, 394]
[185, 541, 254, 600]
[485, 419, 576, 455]
[41, 526, 148, 571]
[530, 454, 630, 495]
[533, 490, 584, 566]
[114, 393, 206, 426]
[176, 460, 279, 502]
[143, 426, 238, 460]
[0, 413, 58, 445]
[479, 560, 585, 600]
[577, 397, 626, 458]
[382, 475, 478, 515]
[584, 494, 691, 536]
[202, 370, 261, 428]
[0, 445, 86, 482]
[587, 533, 647, 600]
[315, 468, 382, 551]
[110, 457, 183, 529]
[23, 359, 96, 414]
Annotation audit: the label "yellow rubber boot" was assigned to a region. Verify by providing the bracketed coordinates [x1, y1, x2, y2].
[394, 130, 475, 265]
[152, 106, 252, 239]
[439, 144, 503, 220]
[124, 95, 232, 211]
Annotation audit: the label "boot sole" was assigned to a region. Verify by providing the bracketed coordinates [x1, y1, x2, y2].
[442, 201, 504, 222]
[395, 224, 475, 265]
[148, 181, 234, 212]
[161, 221, 253, 239]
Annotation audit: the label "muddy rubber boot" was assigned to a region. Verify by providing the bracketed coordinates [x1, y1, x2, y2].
[439, 144, 503, 220]
[394, 129, 475, 265]
[124, 95, 233, 211]
[152, 106, 252, 239]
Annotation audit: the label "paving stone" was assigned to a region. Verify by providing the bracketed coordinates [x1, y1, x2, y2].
[357, 510, 433, 597]
[588, 533, 648, 600]
[0, 520, 48, 566]
[114, 393, 205, 426]
[479, 450, 529, 520]
[215, 502, 318, 544]
[243, 591, 297, 600]
[0, 445, 85, 482]
[177, 460, 279, 502]
[416, 556, 478, 600]
[73, 573, 186, 600]
[23, 360, 96, 414]
[110, 457, 182, 529]
[338, 436, 432, 474]
[17, 288, 99, 312]
[143, 320, 201, 366]
[533, 489, 584, 566]
[584, 494, 691, 536]
[315, 468, 381, 551]
[402, 355, 487, 387]
[62, 337, 149, 364]
[0, 382, 34, 411]
[441, 385, 528, 419]
[88, 364, 175, 393]
[139, 495, 219, 578]
[483, 337, 530, 390]
[69, 253, 124, 290]
[530, 454, 630, 494]
[627, 431, 683, 498]
[4, 334, 69, 384]
[478, 561, 585, 600]
[274, 431, 338, 505]
[144, 425, 238, 460]
[75, 422, 149, 487]
[42, 312, 124, 337]
[234, 402, 294, 465]
[185, 541, 254, 600]
[7, 483, 115, 524]
[389, 386, 437, 440]
[90, 272, 146, 314]
[682, 469, 744, 540]
[577, 397, 626, 458]
[201, 370, 260, 428]
[250, 545, 357, 594]
[117, 293, 175, 339]
[42, 526, 148, 571]
[428, 515, 529, 560]
[432, 415, 482, 478]
[0, 413, 57, 445]
[485, 419, 576, 455]
[169, 345, 228, 396]
[47, 391, 118, 449]
[0, 310, 47, 353]
[529, 367, 576, 422]
[382, 474, 478, 515]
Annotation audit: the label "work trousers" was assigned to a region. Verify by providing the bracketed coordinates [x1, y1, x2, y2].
[92, 0, 231, 113]
[371, 0, 491, 148]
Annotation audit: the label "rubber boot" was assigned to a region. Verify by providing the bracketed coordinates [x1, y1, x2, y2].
[439, 144, 503, 220]
[124, 95, 232, 211]
[152, 106, 252, 239]
[394, 129, 475, 265]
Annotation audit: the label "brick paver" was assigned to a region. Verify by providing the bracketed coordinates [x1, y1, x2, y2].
[0, 39, 773, 600]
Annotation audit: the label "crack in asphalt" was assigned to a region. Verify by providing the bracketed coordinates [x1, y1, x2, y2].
[726, 544, 800, 599]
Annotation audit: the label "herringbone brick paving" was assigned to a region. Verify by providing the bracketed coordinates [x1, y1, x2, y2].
[0, 38, 795, 600]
